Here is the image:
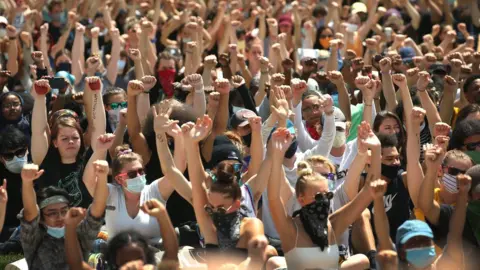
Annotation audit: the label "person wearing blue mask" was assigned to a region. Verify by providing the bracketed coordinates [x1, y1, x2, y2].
[18, 162, 107, 270]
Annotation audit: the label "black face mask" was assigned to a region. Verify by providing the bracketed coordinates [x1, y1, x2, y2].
[208, 209, 244, 250]
[56, 62, 72, 73]
[284, 139, 298, 159]
[381, 163, 400, 180]
[293, 192, 333, 251]
[242, 133, 252, 147]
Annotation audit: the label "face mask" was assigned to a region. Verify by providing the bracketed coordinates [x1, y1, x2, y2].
[56, 62, 72, 73]
[332, 131, 346, 148]
[381, 163, 400, 180]
[182, 37, 192, 43]
[4, 153, 28, 173]
[465, 151, 480, 165]
[0, 29, 6, 38]
[405, 246, 436, 268]
[3, 53, 8, 61]
[442, 173, 458, 194]
[117, 60, 126, 71]
[100, 28, 108, 36]
[316, 18, 325, 29]
[125, 174, 147, 193]
[208, 209, 243, 250]
[46, 225, 65, 238]
[107, 108, 121, 131]
[345, 23, 358, 33]
[284, 139, 298, 159]
[158, 69, 176, 98]
[293, 192, 332, 251]
[319, 37, 332, 49]
[242, 133, 252, 147]
[466, 200, 480, 243]
[51, 12, 66, 24]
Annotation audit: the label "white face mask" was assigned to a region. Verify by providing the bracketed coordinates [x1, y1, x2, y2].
[5, 152, 28, 174]
[0, 29, 6, 38]
[332, 131, 346, 148]
[107, 108, 121, 131]
[442, 173, 458, 194]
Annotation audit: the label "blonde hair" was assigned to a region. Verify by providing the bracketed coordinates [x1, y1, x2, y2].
[295, 162, 328, 197]
[304, 155, 336, 174]
[112, 145, 143, 177]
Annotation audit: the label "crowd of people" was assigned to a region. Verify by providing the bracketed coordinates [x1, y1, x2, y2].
[0, 0, 480, 269]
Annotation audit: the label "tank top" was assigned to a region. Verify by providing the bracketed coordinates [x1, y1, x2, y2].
[285, 220, 340, 270]
[241, 184, 256, 218]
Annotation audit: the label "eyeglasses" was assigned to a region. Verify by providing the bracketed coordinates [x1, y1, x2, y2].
[442, 165, 466, 176]
[302, 104, 321, 114]
[2, 102, 21, 109]
[109, 102, 128, 110]
[117, 168, 145, 179]
[204, 204, 234, 215]
[43, 208, 69, 219]
[1, 148, 27, 161]
[465, 141, 480, 151]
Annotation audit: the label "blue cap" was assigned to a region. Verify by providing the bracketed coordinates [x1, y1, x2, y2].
[399, 47, 415, 63]
[55, 71, 76, 86]
[267, 120, 296, 142]
[396, 220, 433, 247]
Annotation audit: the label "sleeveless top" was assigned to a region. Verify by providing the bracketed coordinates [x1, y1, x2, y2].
[285, 220, 340, 270]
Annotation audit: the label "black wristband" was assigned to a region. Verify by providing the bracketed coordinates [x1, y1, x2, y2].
[36, 67, 48, 78]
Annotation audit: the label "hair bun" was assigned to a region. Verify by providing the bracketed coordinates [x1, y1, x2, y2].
[214, 161, 238, 185]
[115, 145, 132, 157]
[297, 161, 314, 177]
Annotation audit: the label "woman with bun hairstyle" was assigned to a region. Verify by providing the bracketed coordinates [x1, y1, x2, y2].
[178, 113, 275, 267]
[266, 128, 385, 269]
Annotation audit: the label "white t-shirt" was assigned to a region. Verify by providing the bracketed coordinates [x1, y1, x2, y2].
[105, 180, 166, 240]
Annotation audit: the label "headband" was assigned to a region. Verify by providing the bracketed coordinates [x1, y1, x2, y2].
[39, 195, 69, 209]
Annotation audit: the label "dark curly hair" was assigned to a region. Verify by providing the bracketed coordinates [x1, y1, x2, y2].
[105, 230, 156, 269]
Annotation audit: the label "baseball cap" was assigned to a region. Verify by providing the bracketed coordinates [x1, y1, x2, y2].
[230, 109, 256, 129]
[55, 71, 76, 86]
[279, 14, 293, 27]
[209, 135, 243, 168]
[307, 78, 320, 92]
[399, 47, 415, 63]
[351, 2, 367, 14]
[0, 16, 7, 26]
[396, 220, 433, 247]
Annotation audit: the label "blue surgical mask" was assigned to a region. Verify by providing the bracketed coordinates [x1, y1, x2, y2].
[51, 12, 66, 25]
[46, 225, 65, 238]
[405, 246, 436, 268]
[126, 174, 147, 193]
[117, 60, 126, 71]
[5, 153, 28, 174]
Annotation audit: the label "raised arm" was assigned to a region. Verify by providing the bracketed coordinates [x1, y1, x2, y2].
[330, 179, 385, 241]
[106, 28, 121, 85]
[31, 80, 51, 165]
[186, 74, 207, 118]
[72, 24, 86, 84]
[153, 104, 193, 204]
[50, 12, 75, 58]
[416, 72, 442, 135]
[304, 95, 336, 158]
[138, 76, 156, 127]
[65, 208, 89, 270]
[141, 199, 179, 263]
[372, 180, 395, 251]
[267, 129, 297, 253]
[243, 116, 264, 182]
[184, 116, 217, 244]
[89, 160, 109, 218]
[437, 174, 470, 268]
[379, 58, 397, 112]
[0, 181, 8, 234]
[329, 71, 352, 122]
[6, 25, 19, 76]
[126, 80, 152, 165]
[419, 143, 445, 225]
[85, 77, 107, 151]
[85, 133, 114, 193]
[21, 164, 44, 222]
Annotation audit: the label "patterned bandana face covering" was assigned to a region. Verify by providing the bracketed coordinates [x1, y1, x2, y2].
[293, 192, 333, 251]
[207, 205, 249, 250]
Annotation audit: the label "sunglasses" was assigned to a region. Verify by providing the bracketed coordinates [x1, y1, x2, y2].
[109, 102, 128, 110]
[321, 173, 336, 181]
[442, 165, 466, 176]
[204, 204, 234, 215]
[465, 141, 480, 151]
[320, 34, 333, 38]
[312, 191, 334, 202]
[1, 148, 27, 161]
[118, 168, 145, 179]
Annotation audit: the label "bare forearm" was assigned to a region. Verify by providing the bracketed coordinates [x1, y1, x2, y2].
[382, 74, 397, 112]
[373, 198, 394, 251]
[137, 93, 150, 128]
[65, 225, 84, 270]
[109, 125, 127, 159]
[156, 213, 179, 260]
[22, 182, 38, 222]
[7, 38, 19, 76]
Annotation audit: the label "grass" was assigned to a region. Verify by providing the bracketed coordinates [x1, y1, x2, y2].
[0, 254, 24, 269]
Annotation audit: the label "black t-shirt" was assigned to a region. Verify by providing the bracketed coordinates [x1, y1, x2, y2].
[0, 165, 23, 228]
[369, 170, 411, 241]
[36, 147, 92, 208]
[426, 204, 479, 248]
